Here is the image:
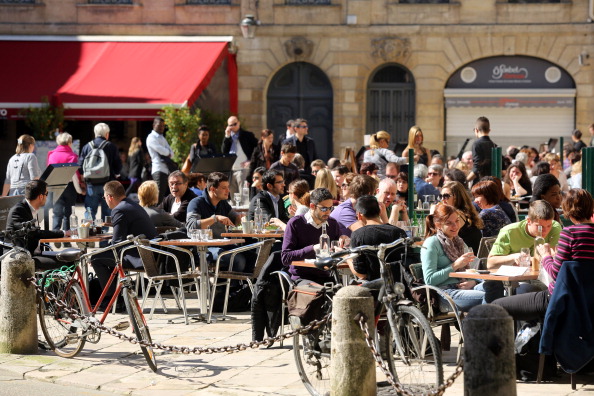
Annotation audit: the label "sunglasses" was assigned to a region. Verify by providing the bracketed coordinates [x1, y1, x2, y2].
[295, 125, 308, 129]
[386, 175, 397, 179]
[439, 193, 452, 200]
[317, 205, 334, 213]
[228, 123, 238, 127]
[427, 172, 440, 176]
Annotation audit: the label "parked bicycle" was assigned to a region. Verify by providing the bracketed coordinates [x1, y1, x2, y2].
[37, 235, 157, 372]
[290, 238, 442, 396]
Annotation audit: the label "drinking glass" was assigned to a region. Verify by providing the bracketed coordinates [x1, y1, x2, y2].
[330, 240, 340, 253]
[189, 229, 201, 241]
[233, 193, 241, 208]
[423, 195, 431, 210]
[519, 247, 531, 267]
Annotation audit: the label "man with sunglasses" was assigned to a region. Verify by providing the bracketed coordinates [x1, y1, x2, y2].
[282, 118, 317, 174]
[6, 180, 71, 271]
[222, 116, 258, 196]
[282, 188, 343, 285]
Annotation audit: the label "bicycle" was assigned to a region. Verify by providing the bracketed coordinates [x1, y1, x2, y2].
[37, 235, 157, 372]
[290, 238, 443, 396]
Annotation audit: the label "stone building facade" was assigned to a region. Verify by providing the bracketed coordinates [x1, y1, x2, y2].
[1, 0, 593, 160]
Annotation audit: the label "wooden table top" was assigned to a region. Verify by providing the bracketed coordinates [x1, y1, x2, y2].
[156, 239, 246, 247]
[220, 232, 283, 238]
[40, 234, 112, 243]
[291, 260, 350, 270]
[449, 270, 539, 282]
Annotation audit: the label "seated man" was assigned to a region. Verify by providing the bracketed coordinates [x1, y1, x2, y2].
[487, 200, 561, 294]
[248, 169, 289, 224]
[159, 170, 197, 223]
[90, 181, 158, 305]
[6, 180, 70, 270]
[282, 188, 344, 285]
[349, 195, 407, 281]
[186, 172, 248, 271]
[414, 164, 440, 198]
[376, 177, 408, 225]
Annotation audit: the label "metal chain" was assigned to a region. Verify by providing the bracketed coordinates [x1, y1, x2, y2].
[31, 277, 331, 354]
[355, 312, 464, 396]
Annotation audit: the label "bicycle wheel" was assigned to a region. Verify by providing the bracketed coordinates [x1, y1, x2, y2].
[123, 286, 157, 372]
[38, 275, 87, 358]
[382, 304, 443, 392]
[292, 314, 332, 396]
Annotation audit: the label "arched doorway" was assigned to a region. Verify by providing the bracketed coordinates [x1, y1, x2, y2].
[267, 62, 333, 161]
[444, 55, 576, 157]
[366, 64, 416, 146]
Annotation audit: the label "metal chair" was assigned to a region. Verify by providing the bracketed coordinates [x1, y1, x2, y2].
[271, 269, 295, 347]
[476, 236, 497, 270]
[408, 263, 465, 362]
[132, 239, 198, 324]
[208, 239, 274, 323]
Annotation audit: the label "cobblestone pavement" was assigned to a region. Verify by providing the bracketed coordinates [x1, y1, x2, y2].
[1, 296, 592, 396]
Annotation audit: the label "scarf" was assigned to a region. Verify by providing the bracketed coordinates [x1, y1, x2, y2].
[436, 229, 466, 263]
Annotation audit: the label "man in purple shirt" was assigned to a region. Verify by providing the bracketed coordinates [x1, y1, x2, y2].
[281, 188, 343, 284]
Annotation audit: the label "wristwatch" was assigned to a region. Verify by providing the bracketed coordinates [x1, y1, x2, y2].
[211, 214, 218, 223]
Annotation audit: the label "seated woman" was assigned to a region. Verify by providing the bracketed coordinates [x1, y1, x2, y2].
[503, 161, 532, 200]
[530, 173, 563, 224]
[480, 176, 517, 223]
[542, 152, 569, 193]
[138, 181, 183, 228]
[287, 179, 311, 218]
[395, 172, 409, 205]
[440, 181, 483, 254]
[493, 189, 594, 321]
[529, 161, 550, 185]
[471, 180, 511, 238]
[421, 204, 485, 312]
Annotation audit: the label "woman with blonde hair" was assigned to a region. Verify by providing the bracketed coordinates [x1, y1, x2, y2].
[362, 130, 407, 178]
[3, 134, 41, 196]
[126, 136, 145, 195]
[137, 180, 182, 228]
[402, 125, 429, 165]
[542, 152, 569, 192]
[314, 168, 338, 200]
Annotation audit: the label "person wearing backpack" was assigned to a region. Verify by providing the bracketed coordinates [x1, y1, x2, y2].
[78, 122, 122, 221]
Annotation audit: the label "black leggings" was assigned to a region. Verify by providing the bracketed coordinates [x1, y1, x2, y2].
[492, 290, 551, 321]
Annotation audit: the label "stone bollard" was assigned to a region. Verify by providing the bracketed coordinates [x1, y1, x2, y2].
[464, 304, 516, 396]
[330, 286, 376, 396]
[0, 251, 37, 354]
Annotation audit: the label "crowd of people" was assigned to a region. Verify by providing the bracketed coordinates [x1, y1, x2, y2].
[3, 115, 594, 363]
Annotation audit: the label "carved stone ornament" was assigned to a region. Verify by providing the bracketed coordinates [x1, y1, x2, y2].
[284, 37, 314, 60]
[371, 37, 410, 61]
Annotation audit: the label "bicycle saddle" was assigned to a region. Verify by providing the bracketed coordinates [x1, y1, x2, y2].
[55, 248, 83, 263]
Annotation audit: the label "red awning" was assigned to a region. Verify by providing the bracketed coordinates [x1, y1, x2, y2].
[0, 38, 233, 120]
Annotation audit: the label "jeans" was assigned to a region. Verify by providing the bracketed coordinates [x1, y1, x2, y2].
[208, 247, 247, 273]
[440, 281, 486, 312]
[84, 183, 111, 221]
[52, 184, 77, 231]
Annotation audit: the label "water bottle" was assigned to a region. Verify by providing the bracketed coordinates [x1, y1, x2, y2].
[254, 199, 263, 233]
[319, 223, 330, 258]
[70, 213, 78, 229]
[242, 181, 250, 207]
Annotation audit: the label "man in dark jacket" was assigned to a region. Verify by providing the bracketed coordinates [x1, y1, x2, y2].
[6, 180, 68, 270]
[159, 171, 197, 223]
[90, 181, 157, 306]
[283, 118, 317, 174]
[78, 122, 122, 221]
[248, 169, 289, 224]
[222, 116, 258, 196]
[467, 116, 496, 185]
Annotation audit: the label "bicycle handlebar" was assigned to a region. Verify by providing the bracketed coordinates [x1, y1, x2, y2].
[0, 219, 40, 243]
[80, 234, 145, 262]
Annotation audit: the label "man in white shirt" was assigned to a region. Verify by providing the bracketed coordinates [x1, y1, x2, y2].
[146, 117, 174, 203]
[221, 116, 258, 195]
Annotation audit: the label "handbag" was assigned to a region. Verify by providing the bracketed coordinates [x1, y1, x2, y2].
[181, 155, 192, 174]
[159, 154, 179, 173]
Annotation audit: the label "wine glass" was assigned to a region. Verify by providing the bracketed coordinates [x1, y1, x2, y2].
[233, 192, 241, 208]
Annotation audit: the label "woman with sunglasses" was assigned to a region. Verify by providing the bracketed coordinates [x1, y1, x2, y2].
[421, 204, 485, 312]
[362, 131, 407, 179]
[440, 181, 483, 254]
[471, 180, 511, 238]
[339, 172, 357, 202]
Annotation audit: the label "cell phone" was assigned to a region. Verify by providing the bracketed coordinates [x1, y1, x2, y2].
[477, 270, 490, 274]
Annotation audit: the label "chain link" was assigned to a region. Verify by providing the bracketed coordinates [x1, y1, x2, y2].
[355, 313, 464, 396]
[31, 277, 330, 354]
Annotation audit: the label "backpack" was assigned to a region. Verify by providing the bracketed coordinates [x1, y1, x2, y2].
[83, 140, 110, 184]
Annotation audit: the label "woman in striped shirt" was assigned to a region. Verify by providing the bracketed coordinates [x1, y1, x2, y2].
[493, 188, 594, 320]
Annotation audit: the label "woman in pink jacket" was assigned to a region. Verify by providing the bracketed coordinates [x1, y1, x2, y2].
[47, 132, 80, 234]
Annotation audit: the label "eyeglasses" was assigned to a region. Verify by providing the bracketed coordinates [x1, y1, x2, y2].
[341, 183, 349, 188]
[317, 205, 334, 213]
[42, 191, 49, 196]
[228, 123, 238, 127]
[386, 175, 397, 179]
[296, 125, 308, 129]
[439, 193, 452, 200]
[427, 172, 440, 176]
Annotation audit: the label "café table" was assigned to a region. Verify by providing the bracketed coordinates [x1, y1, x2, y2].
[156, 238, 245, 322]
[40, 234, 113, 289]
[449, 269, 539, 296]
[220, 231, 283, 243]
